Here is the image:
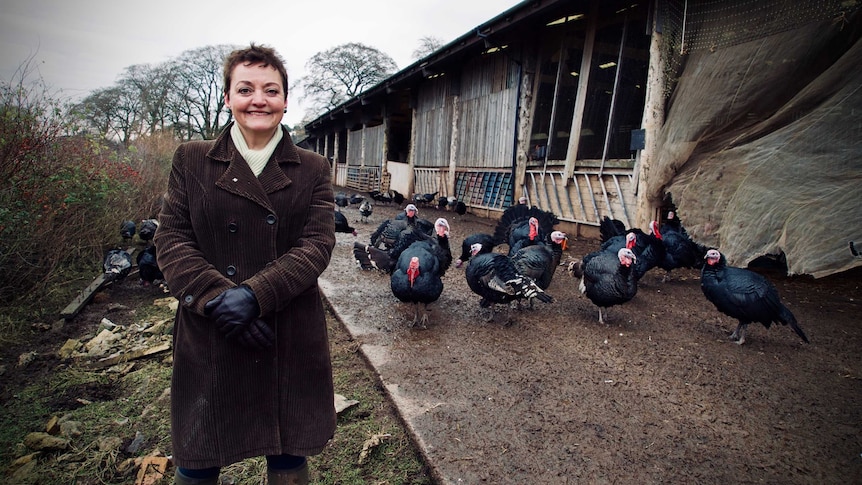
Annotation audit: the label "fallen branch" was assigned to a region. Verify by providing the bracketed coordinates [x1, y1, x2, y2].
[358, 433, 392, 465]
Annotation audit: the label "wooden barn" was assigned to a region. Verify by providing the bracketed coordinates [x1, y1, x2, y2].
[303, 0, 862, 278]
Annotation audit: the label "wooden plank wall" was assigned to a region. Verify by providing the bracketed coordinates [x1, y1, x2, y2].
[456, 54, 519, 169]
[346, 129, 363, 166]
[345, 125, 384, 167]
[413, 54, 518, 170]
[414, 77, 453, 168]
[363, 125, 384, 168]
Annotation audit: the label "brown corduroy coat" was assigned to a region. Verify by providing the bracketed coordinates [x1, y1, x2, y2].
[154, 125, 336, 469]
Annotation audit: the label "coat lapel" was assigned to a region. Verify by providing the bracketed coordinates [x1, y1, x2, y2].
[210, 125, 299, 209]
[215, 154, 274, 211]
[258, 158, 292, 194]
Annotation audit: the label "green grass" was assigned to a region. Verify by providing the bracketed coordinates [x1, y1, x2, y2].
[0, 295, 433, 484]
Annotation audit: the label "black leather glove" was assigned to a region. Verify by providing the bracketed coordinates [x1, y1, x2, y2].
[204, 285, 260, 338]
[233, 318, 276, 350]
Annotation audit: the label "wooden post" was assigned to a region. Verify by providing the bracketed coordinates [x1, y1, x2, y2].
[382, 105, 390, 187]
[360, 124, 367, 168]
[407, 108, 418, 199]
[331, 131, 340, 183]
[563, 2, 598, 182]
[514, 49, 537, 202]
[634, 19, 666, 229]
[447, 94, 461, 197]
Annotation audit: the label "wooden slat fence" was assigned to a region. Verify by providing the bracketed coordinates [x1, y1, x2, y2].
[524, 168, 636, 227]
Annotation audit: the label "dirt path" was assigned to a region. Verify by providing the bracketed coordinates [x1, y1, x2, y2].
[322, 201, 862, 484]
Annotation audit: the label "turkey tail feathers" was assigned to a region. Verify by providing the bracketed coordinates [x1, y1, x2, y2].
[600, 216, 626, 243]
[369, 220, 391, 248]
[353, 242, 374, 270]
[493, 205, 559, 245]
[352, 242, 395, 272]
[509, 277, 554, 303]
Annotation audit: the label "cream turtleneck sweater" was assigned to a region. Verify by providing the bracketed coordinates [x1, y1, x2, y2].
[230, 123, 283, 177]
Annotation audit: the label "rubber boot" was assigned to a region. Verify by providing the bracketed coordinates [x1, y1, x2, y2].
[174, 468, 219, 485]
[266, 461, 309, 485]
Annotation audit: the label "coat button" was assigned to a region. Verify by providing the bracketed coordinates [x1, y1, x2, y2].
[266, 214, 277, 225]
[226, 265, 237, 276]
[184, 294, 194, 304]
[228, 222, 238, 232]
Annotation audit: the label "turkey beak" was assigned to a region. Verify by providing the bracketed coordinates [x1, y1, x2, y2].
[561, 237, 568, 251]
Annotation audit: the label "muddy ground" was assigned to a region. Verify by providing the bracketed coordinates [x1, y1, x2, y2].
[322, 195, 862, 484]
[4, 193, 859, 484]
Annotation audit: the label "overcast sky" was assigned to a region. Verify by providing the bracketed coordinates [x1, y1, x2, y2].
[0, 0, 523, 127]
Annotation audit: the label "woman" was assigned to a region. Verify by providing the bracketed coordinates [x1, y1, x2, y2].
[155, 44, 336, 485]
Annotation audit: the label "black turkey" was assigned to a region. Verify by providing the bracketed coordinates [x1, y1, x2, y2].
[355, 218, 451, 274]
[388, 218, 452, 327]
[136, 244, 164, 286]
[120, 220, 136, 242]
[600, 218, 665, 282]
[359, 200, 373, 223]
[103, 249, 133, 281]
[370, 204, 433, 249]
[657, 212, 708, 282]
[413, 191, 438, 207]
[455, 233, 496, 268]
[701, 249, 809, 345]
[493, 204, 559, 256]
[335, 192, 350, 211]
[334, 210, 357, 236]
[453, 201, 467, 215]
[569, 247, 638, 324]
[465, 251, 553, 324]
[138, 219, 159, 243]
[511, 230, 567, 307]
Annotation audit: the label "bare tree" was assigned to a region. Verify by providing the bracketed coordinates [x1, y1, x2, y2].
[169, 44, 238, 140]
[121, 63, 175, 136]
[412, 36, 444, 60]
[296, 42, 397, 117]
[74, 83, 142, 145]
[72, 87, 118, 140]
[74, 63, 172, 143]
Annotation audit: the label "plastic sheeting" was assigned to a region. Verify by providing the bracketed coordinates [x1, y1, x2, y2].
[645, 10, 862, 278]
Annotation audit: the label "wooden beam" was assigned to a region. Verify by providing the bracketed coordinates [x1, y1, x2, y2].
[563, 2, 599, 182]
[60, 274, 110, 321]
[60, 248, 136, 320]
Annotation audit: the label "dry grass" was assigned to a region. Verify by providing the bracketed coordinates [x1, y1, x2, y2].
[0, 289, 432, 484]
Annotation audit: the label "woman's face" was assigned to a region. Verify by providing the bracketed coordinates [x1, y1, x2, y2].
[225, 62, 286, 138]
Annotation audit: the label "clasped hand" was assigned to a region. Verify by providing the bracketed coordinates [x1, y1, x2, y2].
[204, 285, 274, 350]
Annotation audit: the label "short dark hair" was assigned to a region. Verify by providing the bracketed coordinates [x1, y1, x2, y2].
[223, 43, 289, 99]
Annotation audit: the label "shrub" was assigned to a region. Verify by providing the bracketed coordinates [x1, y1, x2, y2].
[0, 62, 175, 318]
